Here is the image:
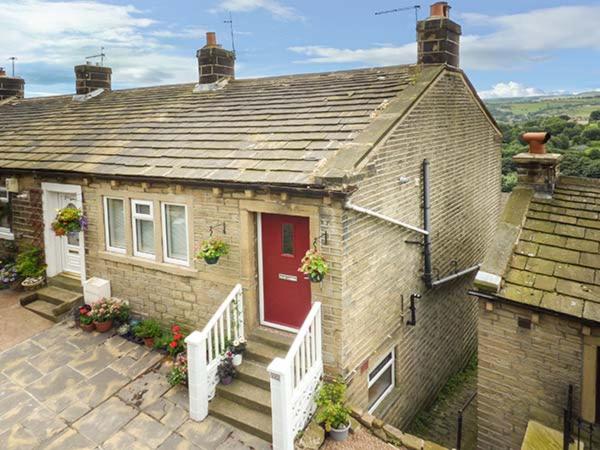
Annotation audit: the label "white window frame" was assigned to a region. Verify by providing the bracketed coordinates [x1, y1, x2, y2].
[161, 202, 189, 266]
[367, 349, 396, 413]
[0, 187, 14, 240]
[103, 197, 126, 254]
[131, 199, 155, 259]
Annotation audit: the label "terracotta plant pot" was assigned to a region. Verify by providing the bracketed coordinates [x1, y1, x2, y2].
[143, 337, 155, 348]
[220, 375, 233, 385]
[309, 272, 324, 283]
[329, 423, 350, 442]
[80, 322, 95, 332]
[94, 320, 113, 333]
[204, 256, 220, 265]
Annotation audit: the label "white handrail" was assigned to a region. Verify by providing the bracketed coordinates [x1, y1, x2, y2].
[186, 283, 244, 421]
[269, 302, 323, 450]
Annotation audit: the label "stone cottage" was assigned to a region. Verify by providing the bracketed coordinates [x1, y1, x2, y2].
[472, 134, 600, 449]
[0, 2, 501, 446]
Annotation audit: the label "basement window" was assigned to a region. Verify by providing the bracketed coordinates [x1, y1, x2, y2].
[132, 200, 155, 259]
[368, 349, 395, 413]
[0, 187, 13, 240]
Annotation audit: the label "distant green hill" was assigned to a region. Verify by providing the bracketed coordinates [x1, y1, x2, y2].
[485, 93, 600, 123]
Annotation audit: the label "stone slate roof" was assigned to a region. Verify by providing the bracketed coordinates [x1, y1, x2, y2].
[478, 177, 600, 323]
[0, 65, 445, 188]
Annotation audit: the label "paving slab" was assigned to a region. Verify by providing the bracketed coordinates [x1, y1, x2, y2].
[101, 430, 154, 450]
[77, 367, 130, 408]
[19, 405, 67, 443]
[0, 339, 45, 371]
[26, 365, 84, 403]
[118, 370, 172, 409]
[3, 360, 44, 387]
[59, 401, 92, 424]
[67, 344, 122, 378]
[43, 427, 96, 450]
[27, 341, 83, 374]
[0, 424, 40, 450]
[145, 397, 189, 430]
[73, 396, 139, 444]
[0, 392, 41, 435]
[177, 416, 233, 449]
[123, 412, 173, 448]
[157, 433, 202, 450]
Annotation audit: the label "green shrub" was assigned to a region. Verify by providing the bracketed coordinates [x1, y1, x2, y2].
[134, 319, 163, 339]
[315, 379, 350, 432]
[15, 246, 46, 278]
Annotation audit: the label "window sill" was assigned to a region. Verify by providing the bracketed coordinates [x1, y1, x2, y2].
[98, 251, 198, 278]
[0, 230, 15, 241]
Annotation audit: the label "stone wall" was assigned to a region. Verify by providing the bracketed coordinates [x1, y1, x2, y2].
[477, 300, 583, 449]
[341, 71, 502, 426]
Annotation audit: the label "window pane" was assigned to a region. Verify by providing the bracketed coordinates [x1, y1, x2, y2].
[165, 204, 187, 261]
[282, 223, 294, 255]
[368, 365, 393, 409]
[0, 190, 10, 231]
[107, 198, 125, 249]
[136, 203, 151, 215]
[136, 219, 154, 255]
[369, 353, 393, 382]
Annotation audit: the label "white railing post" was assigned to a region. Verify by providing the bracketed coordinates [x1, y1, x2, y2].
[185, 330, 209, 421]
[268, 357, 295, 450]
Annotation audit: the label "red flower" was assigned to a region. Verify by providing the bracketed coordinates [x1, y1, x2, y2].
[171, 325, 180, 333]
[169, 341, 178, 349]
[173, 333, 183, 341]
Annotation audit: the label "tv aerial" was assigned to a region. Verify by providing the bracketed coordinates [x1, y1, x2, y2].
[375, 5, 421, 23]
[85, 47, 106, 66]
[224, 12, 236, 57]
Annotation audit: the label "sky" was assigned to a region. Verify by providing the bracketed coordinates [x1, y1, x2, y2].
[1, 0, 599, 99]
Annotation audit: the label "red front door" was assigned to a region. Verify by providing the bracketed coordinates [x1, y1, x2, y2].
[261, 213, 311, 330]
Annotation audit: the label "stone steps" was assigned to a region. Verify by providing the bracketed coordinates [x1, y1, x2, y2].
[208, 327, 294, 444]
[47, 273, 83, 293]
[21, 279, 83, 322]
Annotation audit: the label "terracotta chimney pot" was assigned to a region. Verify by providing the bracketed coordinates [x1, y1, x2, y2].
[0, 67, 5, 77]
[430, 2, 450, 18]
[206, 32, 217, 47]
[522, 132, 551, 154]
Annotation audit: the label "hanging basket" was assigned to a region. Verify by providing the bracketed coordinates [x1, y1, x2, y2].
[51, 206, 88, 237]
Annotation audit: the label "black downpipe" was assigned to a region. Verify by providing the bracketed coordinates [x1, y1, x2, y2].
[422, 159, 433, 288]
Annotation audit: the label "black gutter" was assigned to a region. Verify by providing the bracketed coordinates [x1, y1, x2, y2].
[422, 159, 433, 288]
[0, 168, 353, 198]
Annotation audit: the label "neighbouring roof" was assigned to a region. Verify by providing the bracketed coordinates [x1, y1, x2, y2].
[475, 176, 600, 323]
[0, 64, 448, 188]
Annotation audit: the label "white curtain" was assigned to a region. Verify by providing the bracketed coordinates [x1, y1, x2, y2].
[107, 198, 125, 249]
[136, 219, 154, 255]
[165, 204, 187, 261]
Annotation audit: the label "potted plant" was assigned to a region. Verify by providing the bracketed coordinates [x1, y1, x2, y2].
[196, 238, 229, 265]
[230, 337, 247, 366]
[51, 206, 88, 237]
[79, 306, 95, 332]
[167, 324, 186, 357]
[299, 248, 329, 283]
[217, 353, 236, 385]
[0, 263, 18, 290]
[167, 353, 188, 386]
[315, 379, 351, 442]
[15, 246, 46, 291]
[134, 318, 163, 347]
[90, 297, 124, 333]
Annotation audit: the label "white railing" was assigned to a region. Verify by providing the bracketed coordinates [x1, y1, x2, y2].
[185, 283, 244, 421]
[268, 302, 323, 450]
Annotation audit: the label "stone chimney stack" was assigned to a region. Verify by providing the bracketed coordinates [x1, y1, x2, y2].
[513, 132, 562, 195]
[74, 64, 112, 95]
[417, 2, 462, 67]
[0, 67, 25, 100]
[197, 32, 235, 85]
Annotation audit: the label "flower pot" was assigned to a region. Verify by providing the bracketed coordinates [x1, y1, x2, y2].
[80, 322, 95, 332]
[94, 320, 113, 333]
[22, 278, 44, 291]
[329, 423, 350, 442]
[220, 375, 233, 385]
[204, 256, 220, 265]
[232, 354, 243, 366]
[143, 337, 155, 348]
[308, 272, 324, 283]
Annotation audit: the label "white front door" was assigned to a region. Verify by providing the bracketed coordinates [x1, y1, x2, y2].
[42, 183, 86, 281]
[58, 193, 82, 275]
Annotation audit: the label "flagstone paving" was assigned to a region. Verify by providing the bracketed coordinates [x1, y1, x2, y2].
[0, 320, 271, 450]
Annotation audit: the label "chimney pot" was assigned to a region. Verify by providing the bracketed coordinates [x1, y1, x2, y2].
[206, 32, 218, 47]
[0, 70, 25, 100]
[430, 1, 450, 18]
[513, 131, 561, 195]
[74, 64, 112, 95]
[0, 67, 5, 77]
[521, 132, 551, 154]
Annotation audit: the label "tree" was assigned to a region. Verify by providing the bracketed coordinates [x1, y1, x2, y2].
[590, 110, 600, 122]
[583, 125, 600, 141]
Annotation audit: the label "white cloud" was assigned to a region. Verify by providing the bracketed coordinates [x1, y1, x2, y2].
[479, 82, 545, 99]
[289, 44, 416, 66]
[213, 0, 301, 20]
[289, 5, 600, 70]
[0, 0, 198, 89]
